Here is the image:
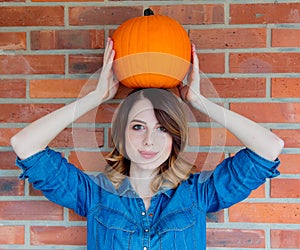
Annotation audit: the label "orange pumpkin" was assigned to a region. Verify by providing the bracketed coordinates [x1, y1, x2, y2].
[112, 9, 191, 89]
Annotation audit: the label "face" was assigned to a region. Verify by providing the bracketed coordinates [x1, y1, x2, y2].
[125, 98, 173, 175]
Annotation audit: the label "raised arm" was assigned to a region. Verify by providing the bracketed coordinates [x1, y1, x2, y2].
[11, 38, 119, 160]
[178, 44, 284, 161]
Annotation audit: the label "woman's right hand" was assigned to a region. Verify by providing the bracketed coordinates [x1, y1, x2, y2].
[177, 43, 201, 104]
[95, 37, 119, 103]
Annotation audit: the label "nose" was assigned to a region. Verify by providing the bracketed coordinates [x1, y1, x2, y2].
[143, 131, 153, 147]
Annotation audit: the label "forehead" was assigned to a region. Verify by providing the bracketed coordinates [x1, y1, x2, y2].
[128, 98, 155, 120]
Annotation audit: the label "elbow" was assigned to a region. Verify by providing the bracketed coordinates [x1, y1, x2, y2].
[269, 136, 284, 161]
[276, 137, 285, 157]
[10, 134, 27, 160]
[10, 134, 21, 157]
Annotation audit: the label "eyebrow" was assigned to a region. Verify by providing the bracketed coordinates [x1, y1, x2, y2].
[130, 119, 147, 124]
[130, 119, 160, 126]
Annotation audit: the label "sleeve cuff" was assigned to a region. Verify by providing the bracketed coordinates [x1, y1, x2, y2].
[243, 148, 280, 179]
[15, 147, 62, 181]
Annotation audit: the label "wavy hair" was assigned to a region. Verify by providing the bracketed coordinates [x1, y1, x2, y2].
[105, 88, 195, 193]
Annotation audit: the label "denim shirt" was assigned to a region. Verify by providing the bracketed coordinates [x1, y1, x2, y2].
[16, 148, 280, 250]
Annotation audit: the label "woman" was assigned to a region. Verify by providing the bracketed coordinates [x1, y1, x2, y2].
[11, 38, 284, 249]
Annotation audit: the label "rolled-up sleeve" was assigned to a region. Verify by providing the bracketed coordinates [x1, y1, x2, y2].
[193, 148, 280, 213]
[16, 147, 94, 217]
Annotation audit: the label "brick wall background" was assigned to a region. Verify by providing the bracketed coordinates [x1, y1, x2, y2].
[0, 0, 300, 249]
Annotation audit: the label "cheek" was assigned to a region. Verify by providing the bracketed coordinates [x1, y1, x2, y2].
[125, 129, 144, 157]
[159, 134, 173, 155]
[126, 130, 142, 147]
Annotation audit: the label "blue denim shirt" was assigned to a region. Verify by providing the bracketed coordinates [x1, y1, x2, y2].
[16, 147, 280, 250]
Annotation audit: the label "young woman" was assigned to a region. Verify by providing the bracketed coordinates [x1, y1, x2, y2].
[11, 38, 284, 249]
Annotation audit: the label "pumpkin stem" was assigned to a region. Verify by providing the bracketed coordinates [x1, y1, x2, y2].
[144, 8, 154, 16]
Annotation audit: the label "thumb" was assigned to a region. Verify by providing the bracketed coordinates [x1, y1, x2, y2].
[177, 83, 188, 101]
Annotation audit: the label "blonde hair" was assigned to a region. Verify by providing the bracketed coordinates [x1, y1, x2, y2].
[105, 88, 195, 193]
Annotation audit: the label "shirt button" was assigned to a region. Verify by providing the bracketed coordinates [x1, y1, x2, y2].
[144, 229, 149, 232]
[141, 211, 146, 216]
[143, 247, 147, 250]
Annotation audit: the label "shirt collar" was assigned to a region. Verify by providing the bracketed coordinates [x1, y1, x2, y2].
[117, 176, 175, 199]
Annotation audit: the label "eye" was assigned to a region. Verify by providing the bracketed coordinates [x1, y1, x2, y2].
[157, 125, 168, 133]
[132, 124, 145, 131]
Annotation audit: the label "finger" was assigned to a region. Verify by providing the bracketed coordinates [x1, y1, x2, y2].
[103, 38, 113, 63]
[192, 44, 199, 72]
[102, 46, 115, 75]
[176, 83, 188, 101]
[177, 82, 184, 90]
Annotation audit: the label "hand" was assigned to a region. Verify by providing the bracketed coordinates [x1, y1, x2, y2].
[96, 37, 119, 102]
[177, 44, 201, 104]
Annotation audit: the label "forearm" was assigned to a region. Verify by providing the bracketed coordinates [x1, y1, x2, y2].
[11, 90, 104, 159]
[190, 95, 284, 161]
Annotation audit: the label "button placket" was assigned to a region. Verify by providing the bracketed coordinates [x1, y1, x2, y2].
[137, 198, 150, 250]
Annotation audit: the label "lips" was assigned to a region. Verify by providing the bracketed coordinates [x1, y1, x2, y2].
[138, 150, 158, 159]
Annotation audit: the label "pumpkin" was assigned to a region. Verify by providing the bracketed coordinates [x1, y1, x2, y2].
[112, 8, 191, 89]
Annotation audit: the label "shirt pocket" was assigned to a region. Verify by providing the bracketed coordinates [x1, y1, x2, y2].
[154, 208, 196, 250]
[94, 207, 137, 250]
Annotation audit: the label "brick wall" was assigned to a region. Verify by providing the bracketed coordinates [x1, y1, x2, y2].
[0, 0, 300, 249]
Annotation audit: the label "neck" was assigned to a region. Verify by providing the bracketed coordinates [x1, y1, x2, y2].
[129, 165, 156, 199]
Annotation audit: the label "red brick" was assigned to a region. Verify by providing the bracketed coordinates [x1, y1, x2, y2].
[0, 32, 26, 50]
[69, 54, 103, 74]
[33, 0, 101, 2]
[0, 201, 63, 220]
[272, 29, 300, 47]
[201, 78, 266, 98]
[271, 78, 300, 98]
[113, 84, 133, 99]
[69, 209, 86, 221]
[50, 128, 104, 148]
[0, 104, 64, 123]
[271, 179, 300, 198]
[230, 102, 300, 123]
[230, 52, 300, 73]
[69, 6, 143, 26]
[29, 183, 43, 196]
[30, 79, 92, 98]
[230, 3, 300, 24]
[199, 53, 225, 74]
[76, 103, 118, 123]
[68, 151, 108, 172]
[273, 129, 300, 148]
[1, 0, 25, 2]
[31, 226, 86, 245]
[278, 154, 300, 174]
[0, 226, 24, 244]
[0, 79, 26, 98]
[207, 228, 265, 248]
[271, 230, 300, 248]
[0, 6, 64, 26]
[0, 55, 65, 74]
[229, 203, 300, 223]
[31, 30, 105, 50]
[0, 177, 24, 196]
[150, 4, 224, 25]
[188, 128, 242, 147]
[190, 28, 266, 49]
[184, 152, 225, 172]
[249, 184, 265, 198]
[0, 151, 18, 170]
[30, 79, 133, 99]
[0, 128, 20, 146]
